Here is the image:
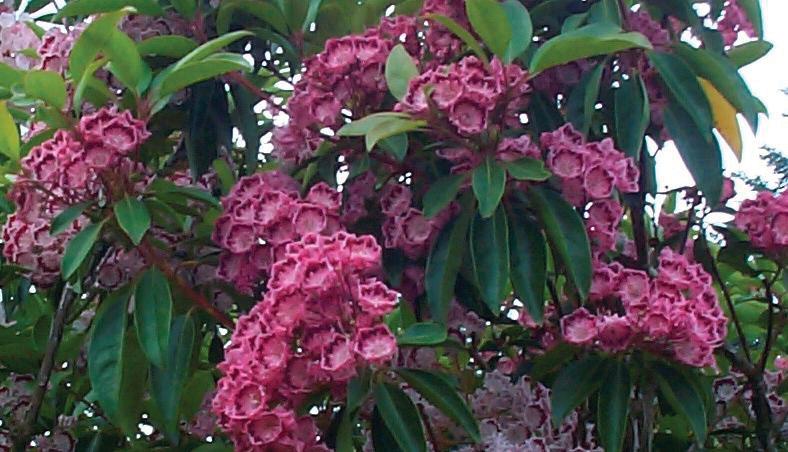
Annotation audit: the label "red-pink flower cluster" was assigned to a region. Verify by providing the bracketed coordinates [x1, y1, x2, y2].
[212, 232, 398, 451]
[397, 56, 531, 136]
[380, 183, 455, 259]
[717, 0, 756, 46]
[734, 190, 788, 258]
[541, 123, 639, 206]
[561, 249, 726, 367]
[37, 26, 82, 74]
[213, 171, 341, 294]
[421, 0, 471, 65]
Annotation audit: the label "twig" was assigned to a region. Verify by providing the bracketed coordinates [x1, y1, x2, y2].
[759, 277, 776, 373]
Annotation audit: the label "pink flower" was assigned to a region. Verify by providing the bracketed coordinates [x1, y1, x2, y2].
[596, 315, 633, 352]
[560, 308, 599, 345]
[449, 93, 490, 135]
[357, 280, 399, 316]
[354, 325, 397, 365]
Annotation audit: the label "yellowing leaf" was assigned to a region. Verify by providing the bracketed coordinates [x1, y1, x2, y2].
[699, 78, 743, 160]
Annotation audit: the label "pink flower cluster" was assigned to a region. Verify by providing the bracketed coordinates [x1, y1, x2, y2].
[380, 183, 454, 259]
[436, 134, 542, 175]
[0, 12, 40, 70]
[0, 374, 34, 434]
[541, 123, 639, 206]
[397, 56, 531, 136]
[421, 0, 471, 65]
[712, 366, 788, 434]
[212, 171, 341, 294]
[734, 190, 788, 259]
[717, 0, 756, 46]
[561, 249, 727, 367]
[212, 232, 398, 451]
[37, 26, 82, 75]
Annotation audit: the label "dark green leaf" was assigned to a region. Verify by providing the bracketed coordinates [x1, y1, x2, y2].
[509, 213, 546, 323]
[117, 331, 148, 435]
[472, 155, 506, 218]
[396, 369, 480, 442]
[504, 157, 551, 181]
[501, 0, 533, 63]
[648, 51, 713, 133]
[426, 14, 488, 65]
[397, 322, 448, 346]
[371, 407, 405, 452]
[566, 62, 604, 134]
[737, 0, 763, 38]
[24, 70, 67, 109]
[171, 0, 197, 19]
[336, 410, 355, 452]
[551, 354, 606, 425]
[614, 74, 650, 158]
[337, 112, 412, 136]
[0, 101, 20, 160]
[530, 24, 652, 74]
[598, 361, 631, 452]
[528, 186, 592, 300]
[365, 118, 425, 152]
[379, 133, 409, 161]
[423, 174, 466, 219]
[88, 288, 130, 421]
[385, 44, 419, 101]
[727, 40, 772, 68]
[663, 100, 723, 205]
[653, 363, 708, 444]
[50, 202, 91, 236]
[137, 35, 199, 58]
[466, 0, 512, 58]
[0, 62, 24, 88]
[61, 221, 104, 279]
[68, 11, 126, 86]
[148, 178, 221, 207]
[373, 383, 427, 452]
[216, 0, 288, 35]
[212, 158, 236, 195]
[159, 53, 252, 96]
[114, 197, 151, 245]
[470, 206, 510, 313]
[56, 0, 164, 18]
[134, 268, 172, 368]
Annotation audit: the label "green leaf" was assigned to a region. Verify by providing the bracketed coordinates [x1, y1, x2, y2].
[303, 0, 323, 31]
[365, 118, 425, 152]
[0, 62, 24, 88]
[426, 14, 489, 65]
[653, 363, 708, 444]
[395, 369, 481, 442]
[566, 62, 604, 135]
[24, 71, 68, 110]
[614, 74, 650, 158]
[55, 0, 164, 18]
[172, 30, 254, 70]
[171, 0, 197, 19]
[501, 0, 533, 63]
[551, 355, 607, 425]
[509, 213, 546, 323]
[61, 221, 104, 279]
[379, 133, 409, 161]
[336, 410, 355, 452]
[423, 174, 466, 219]
[472, 155, 506, 218]
[212, 158, 236, 195]
[337, 112, 411, 136]
[88, 288, 130, 421]
[0, 101, 20, 161]
[529, 24, 652, 74]
[50, 202, 91, 235]
[150, 314, 195, 444]
[117, 331, 149, 435]
[397, 322, 448, 346]
[425, 200, 472, 324]
[148, 179, 220, 207]
[648, 51, 713, 133]
[385, 44, 419, 101]
[159, 53, 253, 96]
[466, 0, 512, 58]
[106, 30, 149, 93]
[504, 157, 551, 181]
[134, 268, 172, 368]
[373, 383, 427, 452]
[138, 35, 199, 58]
[69, 11, 127, 87]
[597, 361, 631, 452]
[528, 186, 592, 300]
[114, 197, 151, 245]
[663, 100, 723, 205]
[470, 206, 510, 313]
[216, 0, 289, 35]
[727, 40, 772, 68]
[371, 407, 405, 452]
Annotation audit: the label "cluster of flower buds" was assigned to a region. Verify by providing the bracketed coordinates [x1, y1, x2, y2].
[212, 231, 398, 450]
[734, 190, 788, 259]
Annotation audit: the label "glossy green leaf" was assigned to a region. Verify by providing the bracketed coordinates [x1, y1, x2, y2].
[423, 173, 466, 219]
[55, 0, 164, 18]
[134, 268, 172, 368]
[137, 35, 199, 58]
[303, 0, 323, 31]
[0, 101, 19, 161]
[24, 70, 68, 110]
[566, 62, 604, 134]
[385, 44, 419, 101]
[472, 155, 506, 218]
[551, 354, 607, 425]
[373, 383, 427, 452]
[337, 112, 411, 136]
[0, 62, 24, 88]
[171, 0, 197, 19]
[470, 206, 510, 313]
[106, 29, 149, 93]
[648, 51, 713, 133]
[365, 117, 425, 152]
[61, 221, 104, 279]
[395, 369, 481, 442]
[371, 407, 405, 452]
[653, 363, 708, 444]
[114, 197, 151, 245]
[614, 74, 650, 158]
[501, 0, 533, 63]
[50, 202, 91, 236]
[598, 361, 631, 452]
[727, 40, 772, 67]
[425, 200, 472, 324]
[426, 14, 489, 65]
[528, 186, 592, 300]
[336, 409, 355, 452]
[148, 179, 221, 207]
[217, 0, 289, 35]
[159, 53, 253, 96]
[466, 0, 512, 58]
[88, 288, 130, 421]
[379, 133, 409, 161]
[663, 100, 723, 205]
[117, 331, 148, 435]
[509, 213, 546, 323]
[69, 11, 127, 85]
[151, 314, 195, 444]
[212, 158, 236, 195]
[397, 322, 448, 346]
[504, 157, 551, 181]
[530, 24, 651, 74]
[173, 30, 254, 70]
